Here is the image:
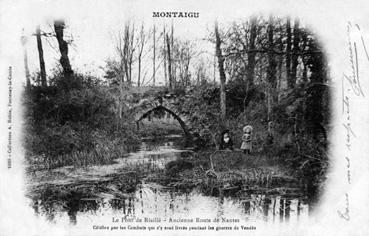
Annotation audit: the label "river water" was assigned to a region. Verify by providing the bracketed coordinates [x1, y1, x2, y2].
[27, 135, 310, 226]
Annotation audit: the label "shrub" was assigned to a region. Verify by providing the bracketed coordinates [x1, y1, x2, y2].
[23, 72, 139, 169]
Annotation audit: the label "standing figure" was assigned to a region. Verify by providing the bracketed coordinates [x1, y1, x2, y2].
[265, 121, 274, 158]
[219, 130, 234, 150]
[241, 125, 253, 154]
[266, 121, 274, 146]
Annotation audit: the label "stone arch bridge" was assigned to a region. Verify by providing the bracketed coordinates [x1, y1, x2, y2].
[130, 93, 191, 137]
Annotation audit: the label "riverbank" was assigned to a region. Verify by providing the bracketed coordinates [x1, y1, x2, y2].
[25, 135, 313, 223]
[148, 150, 304, 198]
[26, 147, 306, 208]
[25, 121, 183, 172]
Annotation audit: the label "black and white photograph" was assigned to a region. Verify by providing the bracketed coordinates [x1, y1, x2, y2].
[1, 0, 369, 235]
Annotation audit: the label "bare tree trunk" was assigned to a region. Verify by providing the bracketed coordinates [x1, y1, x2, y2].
[118, 22, 135, 87]
[301, 32, 309, 85]
[215, 21, 227, 122]
[185, 55, 190, 87]
[267, 16, 276, 121]
[213, 54, 216, 84]
[153, 24, 156, 86]
[247, 16, 257, 87]
[122, 22, 135, 86]
[137, 24, 145, 87]
[36, 25, 47, 87]
[54, 20, 73, 79]
[286, 17, 292, 88]
[20, 32, 30, 87]
[128, 24, 135, 85]
[163, 26, 167, 87]
[277, 30, 283, 103]
[166, 34, 173, 89]
[291, 18, 300, 87]
[171, 22, 175, 88]
[118, 79, 123, 125]
[137, 59, 141, 87]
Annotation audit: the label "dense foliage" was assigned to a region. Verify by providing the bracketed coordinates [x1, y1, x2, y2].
[24, 72, 139, 169]
[173, 17, 330, 195]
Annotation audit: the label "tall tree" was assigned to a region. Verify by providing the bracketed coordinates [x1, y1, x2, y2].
[137, 24, 146, 87]
[163, 26, 168, 87]
[166, 33, 173, 89]
[246, 16, 257, 88]
[127, 22, 135, 85]
[54, 20, 73, 79]
[276, 27, 284, 102]
[115, 21, 136, 85]
[213, 54, 216, 84]
[286, 17, 292, 88]
[152, 24, 156, 86]
[195, 59, 206, 85]
[176, 40, 193, 87]
[36, 25, 47, 87]
[301, 30, 309, 84]
[291, 18, 300, 87]
[305, 38, 328, 141]
[113, 21, 136, 126]
[267, 16, 276, 120]
[171, 23, 175, 87]
[214, 21, 227, 121]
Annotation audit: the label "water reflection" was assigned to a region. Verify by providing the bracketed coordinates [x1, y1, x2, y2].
[121, 135, 192, 170]
[36, 188, 308, 225]
[28, 135, 310, 225]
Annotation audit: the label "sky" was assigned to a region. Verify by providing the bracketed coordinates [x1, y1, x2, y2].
[19, 1, 217, 85]
[10, 0, 369, 87]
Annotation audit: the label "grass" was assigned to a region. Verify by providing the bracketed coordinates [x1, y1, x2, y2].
[26, 148, 308, 221]
[27, 144, 130, 171]
[142, 149, 303, 198]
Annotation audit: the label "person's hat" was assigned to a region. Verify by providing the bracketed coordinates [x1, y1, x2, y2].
[243, 125, 253, 133]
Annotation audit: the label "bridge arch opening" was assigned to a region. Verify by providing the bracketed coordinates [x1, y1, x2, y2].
[136, 105, 190, 137]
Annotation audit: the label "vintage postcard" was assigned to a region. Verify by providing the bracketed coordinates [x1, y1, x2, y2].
[1, 0, 369, 235]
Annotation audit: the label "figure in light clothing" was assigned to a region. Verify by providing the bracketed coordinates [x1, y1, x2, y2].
[240, 125, 253, 154]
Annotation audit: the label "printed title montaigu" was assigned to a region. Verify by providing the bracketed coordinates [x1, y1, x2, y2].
[153, 12, 199, 18]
